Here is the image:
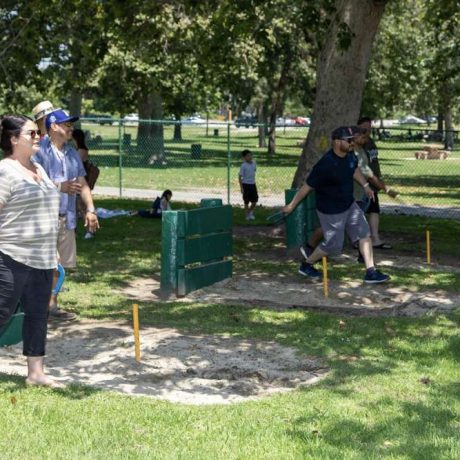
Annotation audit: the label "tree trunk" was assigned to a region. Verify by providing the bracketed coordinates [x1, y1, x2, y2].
[292, 0, 388, 187]
[173, 115, 182, 141]
[257, 103, 266, 148]
[267, 51, 293, 156]
[267, 110, 277, 157]
[137, 93, 154, 144]
[442, 85, 454, 150]
[437, 101, 444, 132]
[137, 91, 165, 165]
[69, 90, 82, 128]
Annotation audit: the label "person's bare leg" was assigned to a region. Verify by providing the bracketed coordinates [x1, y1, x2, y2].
[368, 213, 382, 246]
[359, 237, 375, 269]
[307, 227, 323, 249]
[305, 246, 328, 265]
[26, 356, 64, 388]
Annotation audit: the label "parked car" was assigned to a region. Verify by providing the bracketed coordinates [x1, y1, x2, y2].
[183, 115, 206, 124]
[294, 116, 311, 126]
[399, 115, 427, 125]
[235, 116, 258, 128]
[123, 113, 139, 124]
[275, 117, 296, 127]
[83, 113, 114, 125]
[425, 115, 437, 124]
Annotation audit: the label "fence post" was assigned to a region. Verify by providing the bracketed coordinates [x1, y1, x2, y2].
[227, 121, 231, 204]
[118, 119, 123, 198]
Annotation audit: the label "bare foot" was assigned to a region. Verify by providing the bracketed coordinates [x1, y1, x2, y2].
[25, 376, 66, 389]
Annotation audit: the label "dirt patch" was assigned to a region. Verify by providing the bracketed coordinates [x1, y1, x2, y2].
[0, 320, 327, 405]
[119, 243, 460, 317]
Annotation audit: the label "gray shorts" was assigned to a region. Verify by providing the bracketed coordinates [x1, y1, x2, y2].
[317, 202, 370, 255]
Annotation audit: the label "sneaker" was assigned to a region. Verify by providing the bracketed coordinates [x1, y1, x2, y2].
[49, 306, 77, 321]
[84, 232, 94, 240]
[364, 268, 390, 284]
[298, 262, 322, 279]
[245, 214, 252, 221]
[300, 244, 314, 260]
[249, 212, 255, 220]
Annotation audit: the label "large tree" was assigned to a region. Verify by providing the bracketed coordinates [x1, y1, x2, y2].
[292, 0, 388, 187]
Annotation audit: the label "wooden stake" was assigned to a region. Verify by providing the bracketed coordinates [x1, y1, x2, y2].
[426, 230, 431, 266]
[132, 304, 141, 363]
[322, 256, 329, 298]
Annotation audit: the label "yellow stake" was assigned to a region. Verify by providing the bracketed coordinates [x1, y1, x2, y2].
[426, 230, 431, 266]
[322, 256, 329, 298]
[133, 304, 141, 363]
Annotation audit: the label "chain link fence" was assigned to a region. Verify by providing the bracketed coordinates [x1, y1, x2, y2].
[80, 118, 460, 219]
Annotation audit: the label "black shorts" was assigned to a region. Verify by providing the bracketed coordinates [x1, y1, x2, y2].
[367, 191, 380, 214]
[242, 183, 258, 205]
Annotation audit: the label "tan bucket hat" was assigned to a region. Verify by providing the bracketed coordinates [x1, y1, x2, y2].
[32, 100, 58, 121]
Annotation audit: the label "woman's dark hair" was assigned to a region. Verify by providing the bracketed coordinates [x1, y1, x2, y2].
[72, 128, 88, 150]
[162, 189, 172, 199]
[0, 115, 30, 157]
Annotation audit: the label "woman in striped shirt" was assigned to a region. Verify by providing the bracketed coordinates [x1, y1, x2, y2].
[0, 115, 62, 388]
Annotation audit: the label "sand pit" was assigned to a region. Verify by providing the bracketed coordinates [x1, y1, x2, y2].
[121, 256, 460, 317]
[0, 320, 327, 405]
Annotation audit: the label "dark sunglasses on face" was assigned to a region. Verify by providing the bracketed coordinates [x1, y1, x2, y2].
[22, 130, 41, 139]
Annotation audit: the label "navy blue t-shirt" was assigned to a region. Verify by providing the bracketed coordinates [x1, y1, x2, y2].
[306, 149, 358, 214]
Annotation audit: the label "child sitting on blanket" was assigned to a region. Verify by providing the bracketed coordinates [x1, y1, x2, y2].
[137, 190, 173, 218]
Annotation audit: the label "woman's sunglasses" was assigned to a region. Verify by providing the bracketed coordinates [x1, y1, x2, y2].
[22, 130, 41, 139]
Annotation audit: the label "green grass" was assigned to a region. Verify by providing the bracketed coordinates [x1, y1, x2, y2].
[1, 198, 459, 459]
[82, 122, 460, 209]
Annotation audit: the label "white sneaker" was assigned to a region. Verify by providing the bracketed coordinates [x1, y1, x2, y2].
[249, 212, 255, 220]
[84, 232, 94, 240]
[245, 215, 252, 221]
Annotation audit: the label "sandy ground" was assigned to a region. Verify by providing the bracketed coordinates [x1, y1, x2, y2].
[122, 254, 460, 317]
[1, 227, 458, 404]
[0, 320, 327, 405]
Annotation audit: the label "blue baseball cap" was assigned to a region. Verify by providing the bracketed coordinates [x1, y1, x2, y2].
[45, 109, 79, 130]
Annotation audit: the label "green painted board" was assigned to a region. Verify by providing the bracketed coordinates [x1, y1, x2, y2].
[0, 308, 23, 347]
[200, 198, 223, 208]
[160, 211, 182, 293]
[177, 232, 232, 265]
[177, 260, 232, 296]
[179, 206, 232, 237]
[285, 189, 319, 249]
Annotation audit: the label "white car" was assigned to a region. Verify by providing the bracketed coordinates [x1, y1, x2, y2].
[183, 115, 206, 124]
[399, 115, 427, 125]
[123, 113, 139, 124]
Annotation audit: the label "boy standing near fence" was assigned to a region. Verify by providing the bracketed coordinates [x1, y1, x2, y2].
[239, 149, 258, 220]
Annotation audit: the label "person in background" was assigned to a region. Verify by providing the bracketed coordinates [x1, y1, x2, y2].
[72, 128, 100, 239]
[283, 126, 390, 284]
[239, 149, 258, 221]
[137, 190, 173, 218]
[34, 109, 99, 320]
[32, 100, 58, 140]
[0, 115, 63, 388]
[357, 117, 399, 249]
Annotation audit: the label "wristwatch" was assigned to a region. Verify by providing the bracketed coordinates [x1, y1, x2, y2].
[86, 208, 97, 215]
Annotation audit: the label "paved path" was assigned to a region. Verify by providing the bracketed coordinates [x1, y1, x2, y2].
[93, 185, 460, 220]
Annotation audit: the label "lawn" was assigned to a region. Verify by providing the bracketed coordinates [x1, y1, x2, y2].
[81, 121, 460, 210]
[1, 198, 459, 458]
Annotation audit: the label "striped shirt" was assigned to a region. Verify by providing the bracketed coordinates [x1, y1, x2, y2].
[0, 159, 60, 269]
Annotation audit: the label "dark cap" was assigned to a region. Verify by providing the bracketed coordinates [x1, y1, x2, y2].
[331, 126, 355, 140]
[350, 125, 366, 135]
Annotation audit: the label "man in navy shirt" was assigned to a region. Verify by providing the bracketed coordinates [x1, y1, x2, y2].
[282, 126, 389, 284]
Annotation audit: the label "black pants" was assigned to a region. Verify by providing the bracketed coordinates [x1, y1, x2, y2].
[0, 252, 53, 356]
